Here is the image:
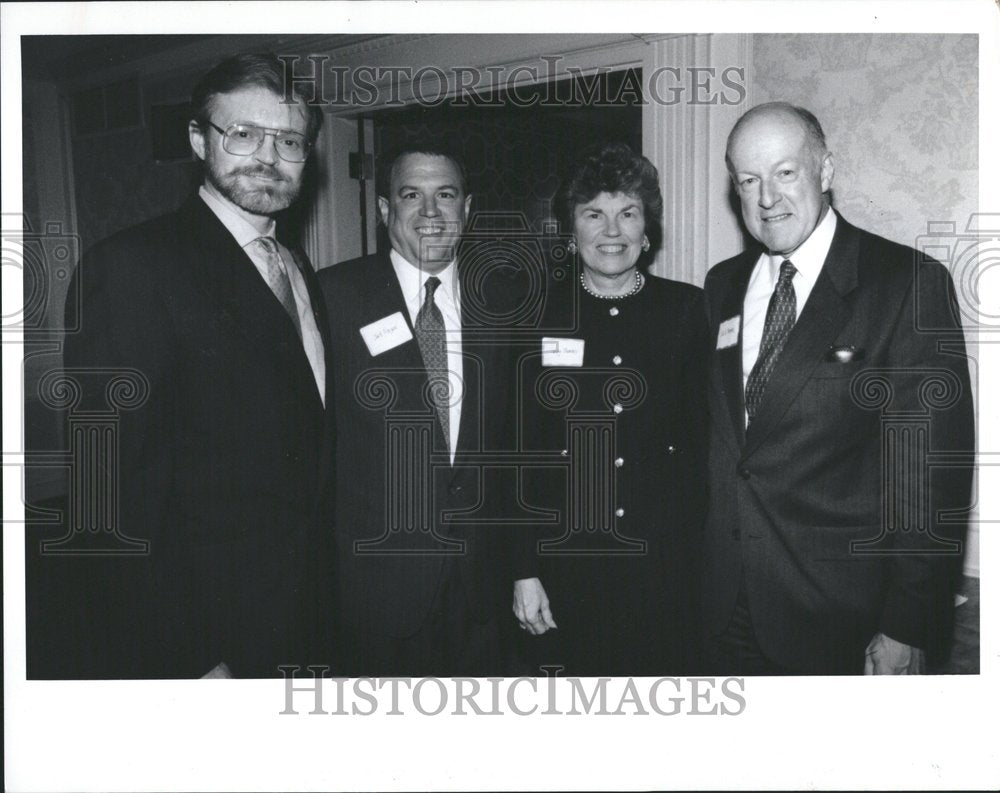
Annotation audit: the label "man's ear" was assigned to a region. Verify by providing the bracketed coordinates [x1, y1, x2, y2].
[377, 196, 390, 226]
[189, 120, 206, 162]
[463, 193, 473, 222]
[820, 152, 835, 194]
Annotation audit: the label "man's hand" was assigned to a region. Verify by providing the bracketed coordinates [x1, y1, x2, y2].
[513, 577, 558, 635]
[864, 632, 925, 675]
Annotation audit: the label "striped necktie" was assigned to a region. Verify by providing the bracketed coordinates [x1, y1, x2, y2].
[254, 236, 301, 338]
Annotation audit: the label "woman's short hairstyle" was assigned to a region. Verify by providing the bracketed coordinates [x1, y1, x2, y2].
[191, 53, 324, 143]
[559, 142, 663, 269]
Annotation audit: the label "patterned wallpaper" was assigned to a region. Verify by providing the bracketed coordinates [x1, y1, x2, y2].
[752, 34, 977, 254]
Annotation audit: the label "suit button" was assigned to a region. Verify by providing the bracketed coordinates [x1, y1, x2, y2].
[666, 445, 676, 454]
[615, 457, 624, 468]
[613, 403, 623, 414]
[739, 468, 751, 480]
[615, 507, 625, 517]
[609, 307, 620, 317]
[612, 355, 622, 365]
[560, 449, 568, 457]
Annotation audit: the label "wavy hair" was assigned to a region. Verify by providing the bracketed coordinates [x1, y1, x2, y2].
[559, 142, 663, 269]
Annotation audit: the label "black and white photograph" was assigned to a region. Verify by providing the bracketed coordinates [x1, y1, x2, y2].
[4, 1, 997, 790]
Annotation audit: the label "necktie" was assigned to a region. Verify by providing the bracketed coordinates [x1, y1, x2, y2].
[414, 276, 450, 448]
[745, 259, 797, 422]
[254, 236, 301, 338]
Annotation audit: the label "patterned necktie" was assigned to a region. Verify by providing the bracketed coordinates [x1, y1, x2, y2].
[254, 236, 301, 338]
[745, 259, 797, 422]
[414, 276, 450, 448]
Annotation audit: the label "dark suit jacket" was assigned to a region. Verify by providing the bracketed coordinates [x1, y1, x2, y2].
[519, 272, 709, 675]
[60, 194, 336, 678]
[319, 250, 531, 644]
[703, 213, 974, 673]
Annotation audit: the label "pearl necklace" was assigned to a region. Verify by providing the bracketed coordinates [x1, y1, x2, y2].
[580, 269, 644, 300]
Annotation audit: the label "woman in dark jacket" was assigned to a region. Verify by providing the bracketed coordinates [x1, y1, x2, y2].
[516, 142, 708, 676]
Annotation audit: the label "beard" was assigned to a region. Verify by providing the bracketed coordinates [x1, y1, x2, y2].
[205, 159, 302, 216]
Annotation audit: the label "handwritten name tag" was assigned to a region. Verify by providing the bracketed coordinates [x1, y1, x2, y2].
[716, 316, 740, 350]
[542, 337, 585, 367]
[360, 312, 413, 356]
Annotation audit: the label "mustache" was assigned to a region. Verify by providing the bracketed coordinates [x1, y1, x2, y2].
[234, 166, 286, 181]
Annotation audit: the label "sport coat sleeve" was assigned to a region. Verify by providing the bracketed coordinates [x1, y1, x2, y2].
[877, 256, 974, 654]
[62, 229, 176, 676]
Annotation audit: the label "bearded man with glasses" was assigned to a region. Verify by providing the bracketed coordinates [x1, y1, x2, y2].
[60, 53, 335, 678]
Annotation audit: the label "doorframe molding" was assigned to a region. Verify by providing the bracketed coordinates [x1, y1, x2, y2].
[302, 33, 754, 282]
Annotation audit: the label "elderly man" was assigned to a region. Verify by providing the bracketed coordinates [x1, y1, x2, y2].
[702, 102, 974, 675]
[61, 53, 334, 678]
[320, 146, 536, 675]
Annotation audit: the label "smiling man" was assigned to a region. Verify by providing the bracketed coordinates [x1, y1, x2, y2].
[702, 102, 974, 675]
[319, 147, 535, 675]
[61, 54, 334, 678]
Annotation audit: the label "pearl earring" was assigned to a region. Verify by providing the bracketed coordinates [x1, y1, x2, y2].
[567, 239, 577, 254]
[641, 236, 650, 252]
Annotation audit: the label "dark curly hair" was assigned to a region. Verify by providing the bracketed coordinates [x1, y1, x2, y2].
[376, 143, 469, 199]
[559, 142, 663, 270]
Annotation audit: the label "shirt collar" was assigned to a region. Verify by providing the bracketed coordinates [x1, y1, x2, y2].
[389, 247, 460, 304]
[199, 185, 276, 249]
[767, 205, 837, 286]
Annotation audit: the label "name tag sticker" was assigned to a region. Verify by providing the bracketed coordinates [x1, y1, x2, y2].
[716, 316, 740, 350]
[542, 337, 585, 367]
[360, 312, 413, 356]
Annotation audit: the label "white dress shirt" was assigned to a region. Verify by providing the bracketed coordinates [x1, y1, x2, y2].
[390, 248, 464, 465]
[199, 186, 326, 405]
[741, 207, 838, 412]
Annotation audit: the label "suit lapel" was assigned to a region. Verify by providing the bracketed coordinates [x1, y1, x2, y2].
[360, 253, 452, 457]
[742, 215, 861, 458]
[361, 250, 424, 363]
[288, 246, 335, 433]
[453, 263, 485, 472]
[177, 195, 323, 413]
[718, 254, 756, 447]
[289, 246, 329, 351]
[363, 253, 489, 472]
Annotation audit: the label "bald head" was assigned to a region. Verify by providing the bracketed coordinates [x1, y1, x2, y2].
[725, 102, 835, 257]
[726, 102, 828, 173]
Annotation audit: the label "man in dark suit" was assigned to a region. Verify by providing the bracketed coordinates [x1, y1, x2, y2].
[320, 146, 536, 675]
[60, 53, 334, 678]
[703, 102, 974, 675]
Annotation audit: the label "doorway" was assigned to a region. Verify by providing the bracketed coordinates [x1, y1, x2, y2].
[356, 68, 643, 258]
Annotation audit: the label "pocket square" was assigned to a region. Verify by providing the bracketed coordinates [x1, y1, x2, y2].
[824, 345, 865, 363]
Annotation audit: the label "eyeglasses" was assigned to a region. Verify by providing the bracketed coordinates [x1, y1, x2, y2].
[205, 121, 312, 162]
